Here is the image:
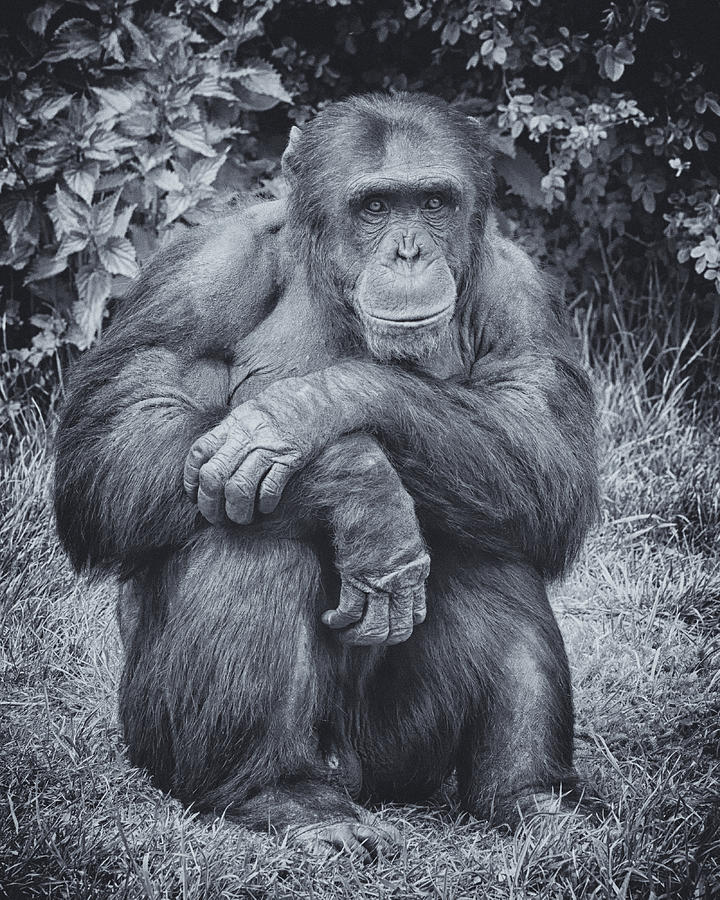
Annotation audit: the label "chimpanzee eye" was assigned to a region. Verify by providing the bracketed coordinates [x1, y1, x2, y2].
[424, 195, 445, 211]
[363, 197, 388, 215]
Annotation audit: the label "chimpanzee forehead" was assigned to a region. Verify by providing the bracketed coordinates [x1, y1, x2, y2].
[337, 122, 470, 190]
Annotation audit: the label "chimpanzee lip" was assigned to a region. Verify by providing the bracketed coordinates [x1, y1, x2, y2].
[364, 304, 454, 328]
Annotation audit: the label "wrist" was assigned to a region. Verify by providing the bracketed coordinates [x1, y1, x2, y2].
[343, 554, 431, 595]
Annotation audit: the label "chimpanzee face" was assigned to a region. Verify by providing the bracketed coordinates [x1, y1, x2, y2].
[283, 93, 493, 362]
[345, 157, 470, 361]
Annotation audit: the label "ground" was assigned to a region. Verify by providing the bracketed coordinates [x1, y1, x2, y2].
[1, 330, 719, 899]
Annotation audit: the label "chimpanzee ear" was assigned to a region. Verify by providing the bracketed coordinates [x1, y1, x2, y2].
[281, 126, 302, 184]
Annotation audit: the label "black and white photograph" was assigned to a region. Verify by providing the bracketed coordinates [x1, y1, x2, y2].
[0, 1, 718, 897]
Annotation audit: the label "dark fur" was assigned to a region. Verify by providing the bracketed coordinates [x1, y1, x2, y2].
[54, 93, 598, 834]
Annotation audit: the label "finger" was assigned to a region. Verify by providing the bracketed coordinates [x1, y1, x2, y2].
[196, 433, 252, 524]
[321, 582, 366, 629]
[339, 593, 390, 645]
[197, 469, 229, 525]
[257, 455, 301, 515]
[386, 590, 415, 645]
[413, 585, 427, 625]
[183, 423, 228, 501]
[225, 449, 274, 524]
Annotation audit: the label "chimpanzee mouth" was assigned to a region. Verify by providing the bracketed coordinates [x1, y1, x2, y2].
[364, 304, 454, 329]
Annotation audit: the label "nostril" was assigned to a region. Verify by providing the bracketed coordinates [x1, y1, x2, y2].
[397, 237, 420, 261]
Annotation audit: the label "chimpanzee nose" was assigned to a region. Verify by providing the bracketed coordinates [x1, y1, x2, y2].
[397, 234, 421, 261]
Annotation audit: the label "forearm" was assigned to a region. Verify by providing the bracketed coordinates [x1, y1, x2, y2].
[253, 355, 597, 576]
[284, 433, 428, 581]
[282, 433, 429, 646]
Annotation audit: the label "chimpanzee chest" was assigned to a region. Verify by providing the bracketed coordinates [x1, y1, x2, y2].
[228, 288, 337, 406]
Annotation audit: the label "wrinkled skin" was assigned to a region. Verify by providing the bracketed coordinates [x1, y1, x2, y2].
[54, 92, 598, 852]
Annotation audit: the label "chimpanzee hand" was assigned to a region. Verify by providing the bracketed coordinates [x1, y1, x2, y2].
[322, 555, 430, 646]
[185, 371, 365, 524]
[184, 402, 318, 525]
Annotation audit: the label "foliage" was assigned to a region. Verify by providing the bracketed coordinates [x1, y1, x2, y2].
[2, 0, 720, 416]
[257, 0, 720, 298]
[0, 0, 291, 404]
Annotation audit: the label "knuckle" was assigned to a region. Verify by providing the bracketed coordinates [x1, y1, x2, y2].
[261, 477, 281, 497]
[199, 466, 225, 493]
[225, 478, 251, 500]
[188, 441, 206, 460]
[386, 629, 413, 645]
[191, 433, 219, 458]
[358, 626, 389, 645]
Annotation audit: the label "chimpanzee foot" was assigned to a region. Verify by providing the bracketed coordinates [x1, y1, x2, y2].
[288, 816, 402, 859]
[514, 787, 587, 823]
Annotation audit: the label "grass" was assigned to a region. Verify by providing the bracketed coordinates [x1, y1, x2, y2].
[1, 318, 719, 899]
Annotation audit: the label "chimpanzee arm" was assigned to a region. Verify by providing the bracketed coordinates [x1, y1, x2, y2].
[54, 206, 285, 575]
[54, 340, 225, 575]
[188, 247, 597, 579]
[286, 434, 429, 645]
[56, 321, 428, 642]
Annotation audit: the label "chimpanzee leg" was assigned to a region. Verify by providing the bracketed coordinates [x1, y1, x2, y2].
[452, 561, 576, 824]
[357, 556, 575, 824]
[118, 527, 396, 852]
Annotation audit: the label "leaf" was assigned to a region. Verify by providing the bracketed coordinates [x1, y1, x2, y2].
[169, 123, 216, 157]
[36, 93, 73, 122]
[24, 253, 69, 284]
[91, 86, 134, 115]
[57, 233, 89, 256]
[4, 199, 33, 247]
[228, 61, 292, 110]
[190, 153, 227, 187]
[74, 267, 112, 346]
[641, 190, 656, 214]
[163, 192, 194, 225]
[0, 238, 36, 270]
[96, 170, 133, 192]
[92, 193, 121, 239]
[111, 204, 136, 238]
[493, 45, 508, 65]
[89, 132, 137, 155]
[64, 161, 100, 205]
[152, 168, 185, 193]
[706, 95, 720, 117]
[119, 108, 158, 138]
[27, 2, 62, 35]
[44, 18, 100, 63]
[495, 148, 545, 208]
[597, 45, 624, 82]
[193, 77, 238, 102]
[614, 38, 635, 65]
[441, 21, 461, 45]
[98, 236, 138, 277]
[50, 186, 90, 238]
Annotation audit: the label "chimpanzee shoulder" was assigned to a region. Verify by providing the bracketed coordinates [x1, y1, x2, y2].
[111, 199, 290, 354]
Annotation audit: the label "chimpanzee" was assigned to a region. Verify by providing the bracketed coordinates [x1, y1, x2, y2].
[54, 92, 598, 856]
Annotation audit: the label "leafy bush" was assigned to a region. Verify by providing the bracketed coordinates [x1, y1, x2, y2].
[1, 0, 719, 417]
[1, 0, 293, 407]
